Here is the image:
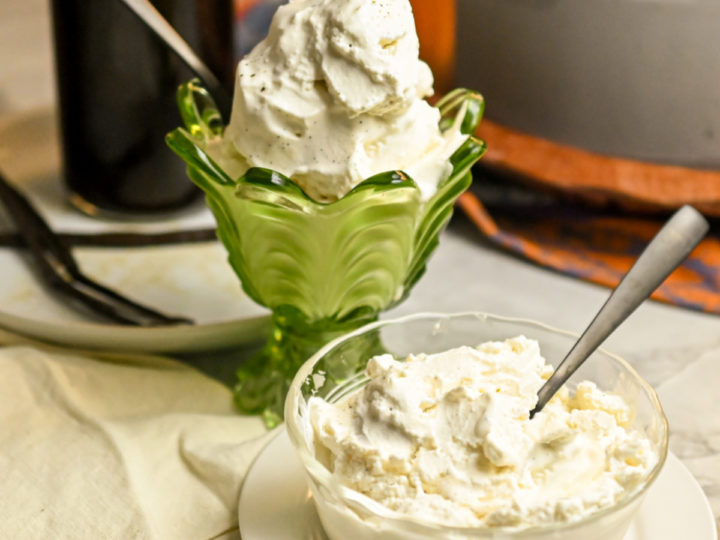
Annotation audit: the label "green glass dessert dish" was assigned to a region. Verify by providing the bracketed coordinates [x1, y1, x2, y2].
[166, 80, 486, 427]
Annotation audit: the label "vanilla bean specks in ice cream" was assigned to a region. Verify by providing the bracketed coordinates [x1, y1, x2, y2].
[214, 0, 465, 202]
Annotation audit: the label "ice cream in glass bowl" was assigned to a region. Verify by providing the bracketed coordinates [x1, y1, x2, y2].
[285, 312, 669, 540]
[166, 0, 486, 426]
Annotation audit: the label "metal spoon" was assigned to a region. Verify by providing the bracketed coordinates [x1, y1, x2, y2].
[116, 0, 233, 119]
[530, 205, 709, 417]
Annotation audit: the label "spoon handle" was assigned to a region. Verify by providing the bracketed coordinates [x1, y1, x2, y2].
[117, 0, 233, 119]
[531, 205, 709, 417]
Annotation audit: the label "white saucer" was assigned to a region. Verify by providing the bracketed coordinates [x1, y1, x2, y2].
[0, 108, 271, 353]
[239, 429, 327, 540]
[239, 429, 718, 540]
[0, 242, 271, 353]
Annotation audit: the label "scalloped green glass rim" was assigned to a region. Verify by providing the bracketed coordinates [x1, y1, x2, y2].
[165, 79, 486, 208]
[165, 81, 487, 315]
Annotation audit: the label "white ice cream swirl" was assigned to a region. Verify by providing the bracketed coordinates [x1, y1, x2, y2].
[309, 337, 657, 528]
[221, 0, 464, 202]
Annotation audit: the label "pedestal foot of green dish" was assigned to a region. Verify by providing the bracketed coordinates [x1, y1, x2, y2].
[234, 312, 382, 428]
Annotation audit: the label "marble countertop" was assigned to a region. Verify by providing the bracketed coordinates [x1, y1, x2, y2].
[1, 0, 718, 536]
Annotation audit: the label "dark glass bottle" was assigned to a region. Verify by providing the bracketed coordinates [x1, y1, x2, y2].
[50, 0, 234, 216]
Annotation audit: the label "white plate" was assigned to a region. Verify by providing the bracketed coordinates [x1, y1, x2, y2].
[239, 429, 327, 540]
[239, 429, 718, 540]
[0, 108, 270, 353]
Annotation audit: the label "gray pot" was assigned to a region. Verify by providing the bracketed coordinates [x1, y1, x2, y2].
[456, 0, 720, 169]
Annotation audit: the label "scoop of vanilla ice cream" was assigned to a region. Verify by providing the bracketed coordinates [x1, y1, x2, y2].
[223, 0, 464, 202]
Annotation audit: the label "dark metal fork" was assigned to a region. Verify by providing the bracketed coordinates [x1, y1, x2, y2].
[0, 169, 194, 327]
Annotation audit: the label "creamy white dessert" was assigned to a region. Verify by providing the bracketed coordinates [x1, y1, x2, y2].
[218, 0, 465, 203]
[308, 336, 657, 529]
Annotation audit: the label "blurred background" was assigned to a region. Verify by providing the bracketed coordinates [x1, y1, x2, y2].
[2, 0, 720, 313]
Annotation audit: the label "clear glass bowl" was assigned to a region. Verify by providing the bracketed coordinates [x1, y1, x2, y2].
[285, 312, 669, 540]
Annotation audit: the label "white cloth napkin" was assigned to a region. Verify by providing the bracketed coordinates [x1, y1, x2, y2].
[0, 341, 276, 540]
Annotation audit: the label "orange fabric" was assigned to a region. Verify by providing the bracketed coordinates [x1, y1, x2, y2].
[234, 0, 263, 19]
[410, 0, 456, 94]
[458, 191, 720, 314]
